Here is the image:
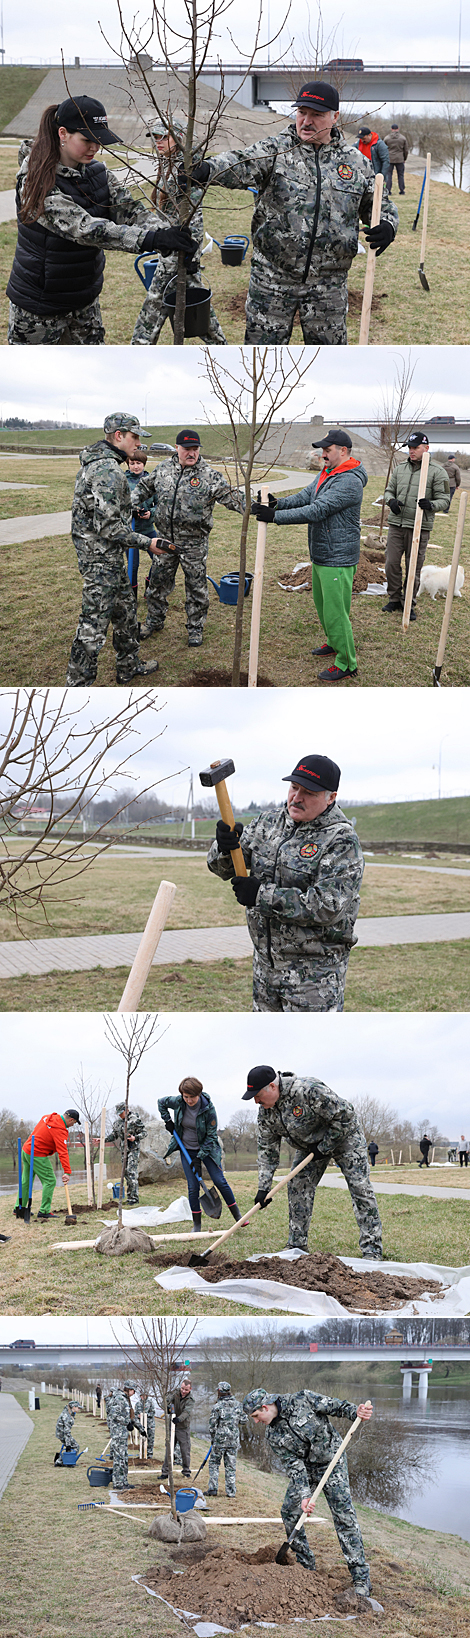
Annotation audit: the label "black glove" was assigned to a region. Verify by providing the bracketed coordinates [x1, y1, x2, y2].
[164, 1117, 175, 1134]
[177, 160, 211, 192]
[251, 488, 277, 523]
[418, 498, 433, 512]
[141, 225, 197, 258]
[387, 498, 401, 515]
[254, 1186, 272, 1209]
[133, 1422, 147, 1438]
[231, 875, 260, 907]
[216, 819, 244, 854]
[363, 220, 395, 257]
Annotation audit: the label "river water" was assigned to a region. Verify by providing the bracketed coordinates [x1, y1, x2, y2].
[346, 1382, 470, 1541]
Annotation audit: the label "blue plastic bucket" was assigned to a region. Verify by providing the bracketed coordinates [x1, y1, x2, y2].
[175, 1487, 198, 1513]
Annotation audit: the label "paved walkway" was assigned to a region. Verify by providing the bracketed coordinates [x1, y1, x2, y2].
[0, 1395, 34, 1502]
[0, 911, 469, 978]
[0, 510, 71, 546]
[0, 189, 16, 222]
[0, 481, 46, 491]
[318, 1176, 470, 1202]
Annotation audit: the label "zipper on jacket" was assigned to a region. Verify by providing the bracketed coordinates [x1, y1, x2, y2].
[265, 823, 297, 967]
[301, 147, 321, 285]
[169, 467, 183, 537]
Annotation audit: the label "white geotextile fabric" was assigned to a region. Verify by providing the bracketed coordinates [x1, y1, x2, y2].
[154, 1248, 470, 1317]
[103, 1195, 192, 1227]
[132, 1576, 367, 1627]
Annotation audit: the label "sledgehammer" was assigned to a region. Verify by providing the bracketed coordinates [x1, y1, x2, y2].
[199, 759, 247, 876]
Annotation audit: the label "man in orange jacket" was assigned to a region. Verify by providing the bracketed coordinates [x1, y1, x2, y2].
[17, 1109, 81, 1222]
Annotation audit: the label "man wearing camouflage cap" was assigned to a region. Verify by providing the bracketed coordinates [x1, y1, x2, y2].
[134, 428, 245, 647]
[242, 1065, 382, 1256]
[132, 118, 226, 345]
[161, 1372, 194, 1480]
[55, 1400, 81, 1458]
[243, 1388, 373, 1599]
[65, 412, 174, 685]
[206, 1381, 248, 1498]
[106, 1381, 146, 1492]
[184, 81, 398, 345]
[106, 1101, 147, 1205]
[207, 754, 364, 1011]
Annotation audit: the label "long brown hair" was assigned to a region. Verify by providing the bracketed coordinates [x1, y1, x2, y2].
[20, 105, 61, 223]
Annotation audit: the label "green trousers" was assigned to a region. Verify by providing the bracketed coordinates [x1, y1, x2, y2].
[312, 563, 357, 673]
[16, 1151, 57, 1214]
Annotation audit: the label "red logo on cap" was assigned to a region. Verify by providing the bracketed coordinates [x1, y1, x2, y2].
[297, 763, 321, 779]
[300, 90, 325, 102]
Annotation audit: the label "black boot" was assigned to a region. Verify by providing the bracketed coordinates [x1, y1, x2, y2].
[192, 1213, 202, 1233]
[229, 1203, 243, 1222]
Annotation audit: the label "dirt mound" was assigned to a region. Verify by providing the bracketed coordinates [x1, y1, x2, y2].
[227, 292, 248, 317]
[278, 564, 311, 591]
[95, 1225, 155, 1256]
[148, 1248, 442, 1311]
[142, 1545, 346, 1623]
[186, 667, 274, 687]
[353, 552, 387, 594]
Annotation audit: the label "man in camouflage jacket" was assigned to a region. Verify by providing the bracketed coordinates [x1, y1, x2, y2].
[66, 411, 166, 686]
[132, 118, 226, 346]
[106, 1381, 144, 1491]
[55, 1403, 80, 1454]
[242, 1065, 382, 1256]
[207, 1381, 248, 1497]
[190, 81, 397, 344]
[136, 1389, 156, 1457]
[134, 428, 245, 645]
[161, 1374, 194, 1479]
[207, 753, 364, 1012]
[243, 1387, 372, 1597]
[106, 1103, 147, 1205]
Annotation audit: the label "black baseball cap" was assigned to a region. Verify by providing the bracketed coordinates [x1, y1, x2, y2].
[405, 432, 430, 449]
[64, 1109, 81, 1124]
[242, 1066, 276, 1101]
[176, 429, 201, 447]
[293, 81, 339, 112]
[282, 754, 341, 793]
[358, 126, 372, 136]
[55, 96, 122, 147]
[312, 428, 352, 450]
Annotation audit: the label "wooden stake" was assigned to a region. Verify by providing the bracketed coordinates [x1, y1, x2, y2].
[248, 484, 269, 688]
[118, 880, 177, 1011]
[84, 1119, 93, 1206]
[97, 1108, 106, 1210]
[402, 448, 430, 631]
[433, 491, 467, 684]
[358, 172, 384, 345]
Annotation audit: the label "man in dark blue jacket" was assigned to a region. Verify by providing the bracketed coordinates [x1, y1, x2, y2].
[252, 429, 366, 681]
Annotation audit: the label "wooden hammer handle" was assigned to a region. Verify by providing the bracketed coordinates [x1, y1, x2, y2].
[211, 761, 247, 877]
[64, 1182, 74, 1216]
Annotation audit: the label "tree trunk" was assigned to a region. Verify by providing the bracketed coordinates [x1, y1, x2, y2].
[173, 251, 187, 346]
[232, 351, 259, 686]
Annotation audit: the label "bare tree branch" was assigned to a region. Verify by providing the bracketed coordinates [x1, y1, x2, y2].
[116, 1316, 198, 1517]
[104, 1013, 165, 1227]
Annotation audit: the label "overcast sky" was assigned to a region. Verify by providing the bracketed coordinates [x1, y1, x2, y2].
[1, 348, 470, 436]
[2, 1011, 468, 1133]
[1, 686, 467, 809]
[4, 0, 469, 77]
[0, 1314, 322, 1344]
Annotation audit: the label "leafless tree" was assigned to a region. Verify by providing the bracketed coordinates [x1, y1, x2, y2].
[223, 1111, 257, 1154]
[67, 1065, 114, 1206]
[121, 1317, 197, 1517]
[440, 100, 470, 188]
[104, 1013, 164, 1226]
[0, 689, 182, 930]
[348, 1093, 399, 1147]
[0, 1108, 33, 1172]
[372, 352, 431, 534]
[202, 346, 318, 683]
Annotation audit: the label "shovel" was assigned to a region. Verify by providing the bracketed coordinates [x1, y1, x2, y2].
[171, 1128, 222, 1219]
[22, 1136, 35, 1225]
[14, 1137, 23, 1220]
[433, 489, 467, 685]
[64, 1182, 77, 1226]
[412, 171, 426, 232]
[418, 152, 431, 291]
[275, 1409, 368, 1564]
[189, 1149, 315, 1266]
[192, 1444, 212, 1482]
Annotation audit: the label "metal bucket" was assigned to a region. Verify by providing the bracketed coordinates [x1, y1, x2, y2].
[163, 278, 212, 338]
[207, 571, 253, 606]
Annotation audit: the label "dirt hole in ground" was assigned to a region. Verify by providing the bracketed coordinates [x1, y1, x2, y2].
[226, 292, 248, 317]
[186, 667, 274, 687]
[143, 1546, 347, 1622]
[148, 1248, 442, 1312]
[348, 290, 388, 314]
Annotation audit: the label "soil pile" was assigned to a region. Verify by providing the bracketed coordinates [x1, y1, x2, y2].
[353, 552, 387, 594]
[149, 1248, 442, 1311]
[278, 564, 311, 591]
[186, 668, 274, 687]
[142, 1544, 345, 1623]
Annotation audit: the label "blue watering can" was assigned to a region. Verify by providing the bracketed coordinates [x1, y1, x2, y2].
[55, 1444, 88, 1467]
[112, 1181, 126, 1201]
[213, 234, 249, 266]
[160, 1484, 199, 1513]
[134, 253, 161, 290]
[207, 571, 253, 606]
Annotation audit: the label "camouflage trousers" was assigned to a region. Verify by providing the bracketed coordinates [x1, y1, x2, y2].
[145, 1412, 155, 1458]
[284, 1138, 382, 1256]
[120, 1143, 141, 1205]
[66, 546, 140, 685]
[131, 254, 227, 345]
[110, 1430, 129, 1490]
[207, 1444, 238, 1496]
[161, 1421, 191, 1477]
[146, 537, 210, 635]
[8, 297, 105, 346]
[244, 252, 348, 345]
[281, 1454, 370, 1590]
[252, 949, 349, 1013]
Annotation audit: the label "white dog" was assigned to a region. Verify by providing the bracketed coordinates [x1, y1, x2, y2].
[417, 564, 465, 601]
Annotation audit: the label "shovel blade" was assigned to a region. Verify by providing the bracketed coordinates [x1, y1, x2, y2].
[22, 1203, 32, 1225]
[200, 1188, 222, 1220]
[188, 1248, 213, 1266]
[418, 266, 430, 291]
[275, 1541, 291, 1565]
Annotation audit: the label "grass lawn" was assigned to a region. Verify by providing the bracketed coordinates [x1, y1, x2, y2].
[1, 468, 469, 687]
[3, 1393, 470, 1638]
[0, 66, 49, 132]
[2, 167, 470, 345]
[0, 1174, 469, 1316]
[0, 940, 469, 1011]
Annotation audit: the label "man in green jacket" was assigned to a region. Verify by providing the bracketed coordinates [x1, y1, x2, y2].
[252, 430, 367, 681]
[383, 432, 450, 619]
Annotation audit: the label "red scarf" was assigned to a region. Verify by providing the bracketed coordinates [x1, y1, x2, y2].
[316, 457, 361, 489]
[358, 131, 379, 161]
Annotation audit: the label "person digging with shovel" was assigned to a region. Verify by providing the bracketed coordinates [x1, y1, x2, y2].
[243, 1388, 373, 1602]
[158, 1076, 245, 1233]
[16, 1109, 81, 1223]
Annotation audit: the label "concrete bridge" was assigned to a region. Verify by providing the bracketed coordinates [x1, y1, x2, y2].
[196, 63, 470, 107]
[2, 1342, 470, 1370]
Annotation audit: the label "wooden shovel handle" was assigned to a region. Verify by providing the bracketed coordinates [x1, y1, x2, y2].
[291, 1408, 370, 1537]
[402, 448, 430, 631]
[434, 489, 467, 673]
[64, 1182, 73, 1216]
[203, 1149, 315, 1255]
[420, 152, 431, 265]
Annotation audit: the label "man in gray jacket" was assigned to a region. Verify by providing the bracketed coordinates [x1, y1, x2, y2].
[384, 124, 409, 194]
[383, 432, 450, 619]
[252, 429, 367, 681]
